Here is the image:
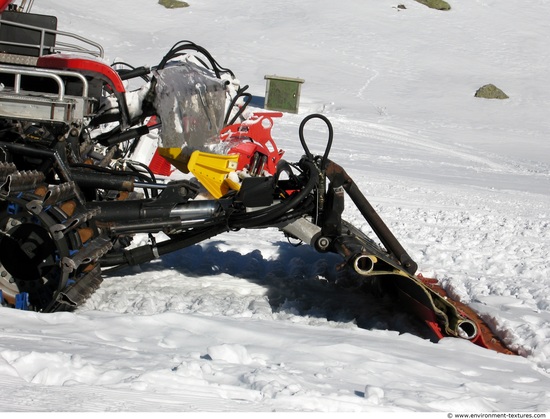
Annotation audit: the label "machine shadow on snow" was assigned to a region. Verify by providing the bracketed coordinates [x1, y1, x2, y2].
[121, 239, 438, 342]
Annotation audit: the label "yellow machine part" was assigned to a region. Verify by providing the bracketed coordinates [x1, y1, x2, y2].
[156, 147, 192, 174]
[187, 150, 240, 198]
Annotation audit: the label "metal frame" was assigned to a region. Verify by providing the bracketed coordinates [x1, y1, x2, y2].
[0, 18, 104, 58]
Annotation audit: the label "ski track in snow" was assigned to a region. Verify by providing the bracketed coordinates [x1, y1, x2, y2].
[278, 112, 550, 195]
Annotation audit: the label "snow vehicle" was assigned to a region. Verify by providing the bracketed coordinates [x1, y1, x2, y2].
[0, 1, 513, 354]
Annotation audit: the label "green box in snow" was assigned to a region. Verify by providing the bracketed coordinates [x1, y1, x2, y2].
[264, 75, 305, 113]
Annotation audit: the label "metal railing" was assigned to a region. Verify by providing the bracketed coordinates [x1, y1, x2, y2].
[0, 18, 104, 58]
[0, 63, 89, 99]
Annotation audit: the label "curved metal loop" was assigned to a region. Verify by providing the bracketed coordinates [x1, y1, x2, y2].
[298, 113, 334, 169]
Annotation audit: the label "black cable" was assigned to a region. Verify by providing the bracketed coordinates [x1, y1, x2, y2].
[224, 84, 252, 126]
[126, 160, 157, 184]
[157, 40, 235, 79]
[126, 160, 159, 198]
[99, 158, 318, 270]
[112, 61, 151, 82]
[228, 159, 319, 229]
[299, 114, 334, 170]
[70, 162, 155, 185]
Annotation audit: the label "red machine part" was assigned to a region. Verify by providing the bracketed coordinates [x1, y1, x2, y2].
[414, 274, 516, 355]
[0, 0, 13, 12]
[37, 54, 126, 93]
[147, 116, 174, 177]
[220, 112, 285, 176]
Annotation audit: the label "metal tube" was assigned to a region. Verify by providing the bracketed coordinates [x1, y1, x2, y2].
[170, 200, 218, 220]
[457, 320, 478, 340]
[325, 160, 418, 275]
[71, 170, 135, 192]
[353, 254, 376, 275]
[0, 66, 66, 100]
[278, 216, 322, 248]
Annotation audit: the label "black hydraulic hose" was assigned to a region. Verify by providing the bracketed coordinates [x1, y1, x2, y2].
[157, 40, 235, 78]
[249, 195, 316, 229]
[224, 84, 252, 126]
[116, 65, 151, 82]
[69, 163, 156, 186]
[126, 160, 159, 197]
[299, 113, 333, 170]
[100, 160, 318, 268]
[70, 170, 135, 192]
[228, 159, 319, 229]
[97, 125, 151, 147]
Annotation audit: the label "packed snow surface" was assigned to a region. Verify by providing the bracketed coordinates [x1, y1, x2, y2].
[1, 0, 549, 413]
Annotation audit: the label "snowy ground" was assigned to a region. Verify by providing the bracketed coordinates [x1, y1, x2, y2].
[1, 0, 550, 413]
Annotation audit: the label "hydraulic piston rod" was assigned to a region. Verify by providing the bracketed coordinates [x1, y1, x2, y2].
[325, 160, 418, 275]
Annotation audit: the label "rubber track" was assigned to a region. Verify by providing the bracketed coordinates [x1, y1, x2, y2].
[0, 164, 106, 312]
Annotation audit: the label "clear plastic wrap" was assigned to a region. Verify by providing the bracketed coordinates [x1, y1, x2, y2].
[153, 61, 227, 171]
